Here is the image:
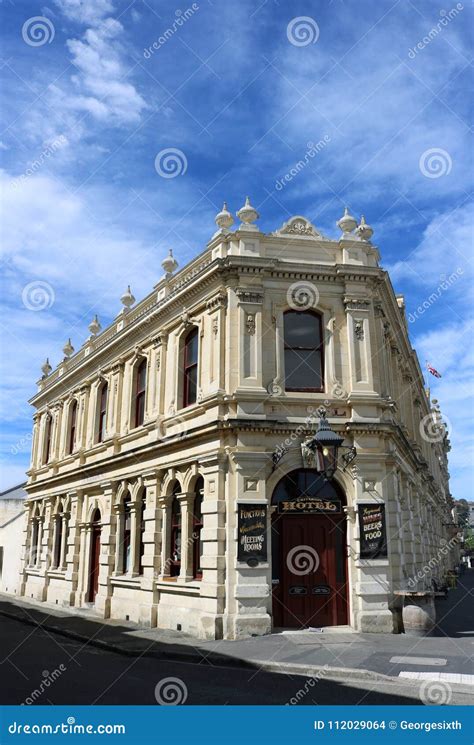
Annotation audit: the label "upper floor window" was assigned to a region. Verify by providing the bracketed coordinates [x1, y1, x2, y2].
[183, 328, 198, 407]
[283, 310, 324, 392]
[43, 415, 52, 464]
[134, 360, 147, 427]
[97, 382, 108, 443]
[68, 401, 78, 454]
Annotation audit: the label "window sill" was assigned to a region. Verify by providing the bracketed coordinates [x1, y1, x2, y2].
[47, 568, 67, 578]
[110, 574, 142, 588]
[155, 579, 201, 594]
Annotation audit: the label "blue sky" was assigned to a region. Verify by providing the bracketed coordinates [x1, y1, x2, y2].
[0, 0, 472, 496]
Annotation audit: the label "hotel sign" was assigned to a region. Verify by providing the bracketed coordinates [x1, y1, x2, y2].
[278, 498, 341, 515]
[237, 505, 267, 564]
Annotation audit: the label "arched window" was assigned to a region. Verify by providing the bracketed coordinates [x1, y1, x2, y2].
[183, 328, 198, 407]
[122, 494, 132, 573]
[97, 382, 108, 443]
[138, 493, 146, 575]
[192, 477, 204, 580]
[30, 514, 40, 566]
[283, 310, 324, 392]
[43, 414, 52, 464]
[68, 400, 78, 454]
[134, 360, 147, 427]
[170, 486, 182, 577]
[53, 503, 63, 569]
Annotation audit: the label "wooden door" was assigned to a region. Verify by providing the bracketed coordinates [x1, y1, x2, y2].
[278, 514, 348, 628]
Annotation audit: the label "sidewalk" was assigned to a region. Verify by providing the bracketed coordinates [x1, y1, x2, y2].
[1, 569, 473, 685]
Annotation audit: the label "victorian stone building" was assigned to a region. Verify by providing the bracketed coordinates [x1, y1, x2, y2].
[20, 200, 455, 639]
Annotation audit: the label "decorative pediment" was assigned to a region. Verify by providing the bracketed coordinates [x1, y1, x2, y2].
[272, 216, 323, 239]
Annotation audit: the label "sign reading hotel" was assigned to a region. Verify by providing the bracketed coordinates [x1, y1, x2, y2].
[358, 504, 387, 558]
[278, 498, 341, 515]
[237, 505, 267, 563]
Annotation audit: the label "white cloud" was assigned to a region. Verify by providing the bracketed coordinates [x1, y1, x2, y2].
[54, 0, 115, 24]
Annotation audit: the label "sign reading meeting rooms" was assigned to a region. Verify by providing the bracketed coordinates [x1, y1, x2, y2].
[237, 505, 267, 564]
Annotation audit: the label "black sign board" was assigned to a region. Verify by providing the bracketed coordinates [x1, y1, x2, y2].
[278, 498, 341, 515]
[358, 504, 387, 558]
[237, 504, 267, 564]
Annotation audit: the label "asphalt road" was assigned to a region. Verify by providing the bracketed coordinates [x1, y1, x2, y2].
[0, 615, 443, 706]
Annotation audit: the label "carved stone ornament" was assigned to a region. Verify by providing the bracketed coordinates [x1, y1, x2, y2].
[212, 317, 218, 336]
[246, 314, 256, 335]
[235, 288, 264, 305]
[272, 216, 323, 238]
[301, 437, 323, 470]
[354, 320, 364, 341]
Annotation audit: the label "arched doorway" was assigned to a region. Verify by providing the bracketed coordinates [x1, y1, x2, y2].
[271, 469, 348, 629]
[87, 508, 101, 603]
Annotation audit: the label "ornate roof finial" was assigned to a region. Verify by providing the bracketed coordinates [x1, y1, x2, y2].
[88, 314, 101, 336]
[161, 249, 178, 277]
[120, 285, 135, 310]
[63, 338, 74, 358]
[41, 358, 52, 377]
[215, 201, 234, 230]
[355, 215, 374, 242]
[237, 196, 259, 226]
[337, 206, 357, 235]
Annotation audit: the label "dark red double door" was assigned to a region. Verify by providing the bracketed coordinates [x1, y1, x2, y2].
[273, 513, 348, 629]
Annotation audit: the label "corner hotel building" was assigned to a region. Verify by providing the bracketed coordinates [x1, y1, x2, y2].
[20, 200, 456, 639]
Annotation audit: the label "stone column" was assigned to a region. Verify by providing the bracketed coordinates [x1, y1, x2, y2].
[94, 481, 117, 618]
[66, 489, 84, 607]
[234, 287, 266, 405]
[343, 294, 377, 398]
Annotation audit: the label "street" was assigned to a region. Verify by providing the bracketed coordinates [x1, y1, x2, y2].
[0, 614, 462, 706]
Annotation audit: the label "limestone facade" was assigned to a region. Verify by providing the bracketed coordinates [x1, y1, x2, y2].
[20, 206, 456, 639]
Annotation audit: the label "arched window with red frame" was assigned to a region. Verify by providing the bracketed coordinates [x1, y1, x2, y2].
[283, 310, 324, 392]
[170, 485, 182, 577]
[68, 401, 78, 454]
[97, 382, 108, 443]
[43, 415, 52, 464]
[183, 328, 198, 408]
[134, 359, 147, 427]
[121, 494, 132, 574]
[192, 477, 204, 580]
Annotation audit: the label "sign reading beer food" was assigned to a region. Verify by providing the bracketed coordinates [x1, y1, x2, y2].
[358, 503, 387, 558]
[237, 504, 267, 563]
[278, 497, 341, 515]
